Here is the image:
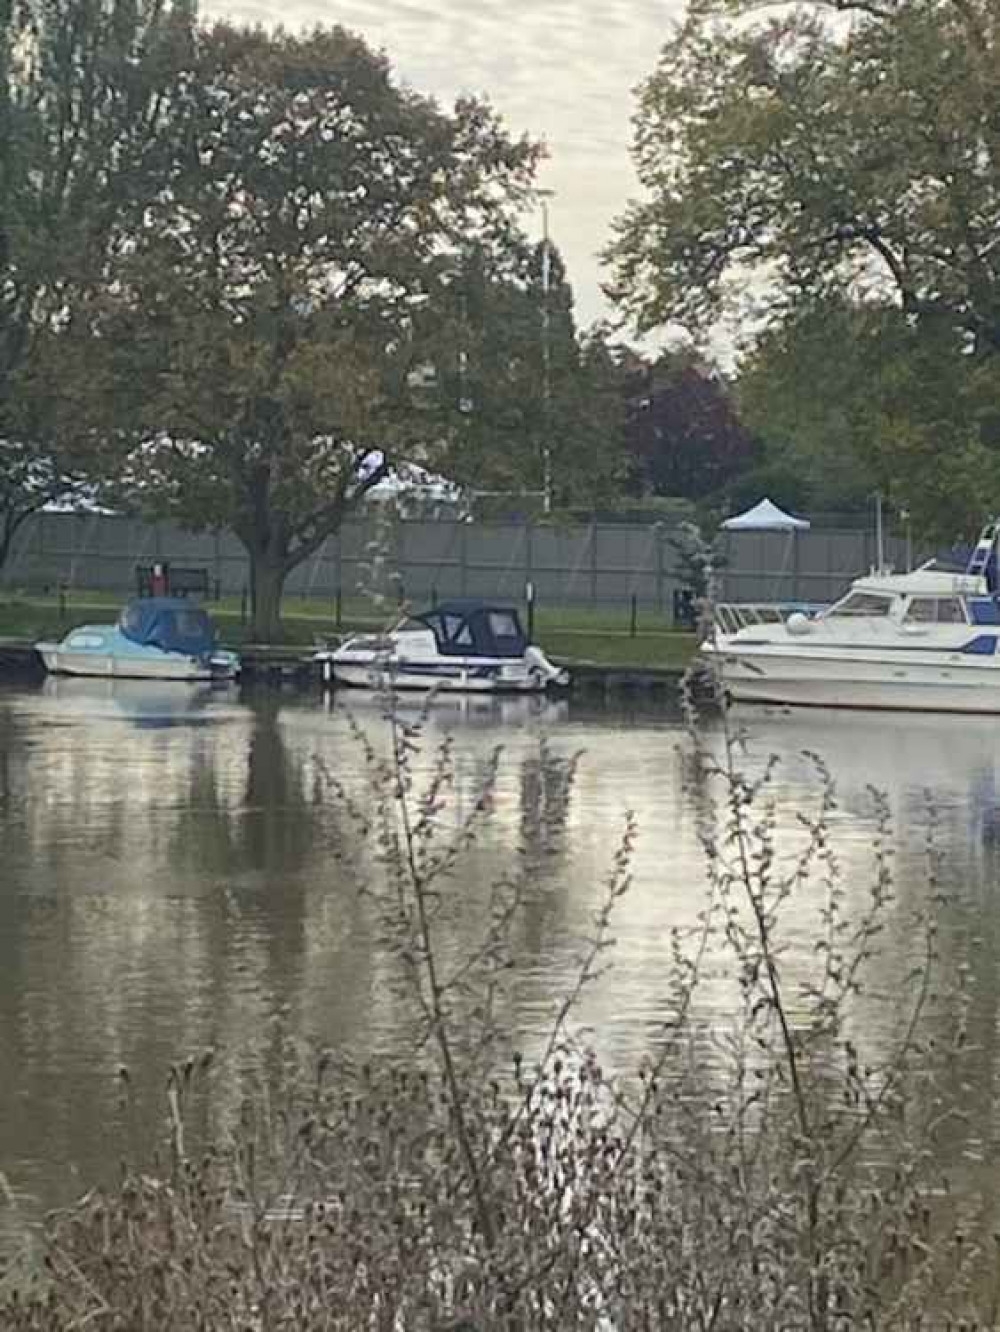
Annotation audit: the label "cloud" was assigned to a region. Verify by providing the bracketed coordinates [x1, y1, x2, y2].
[202, 0, 686, 329]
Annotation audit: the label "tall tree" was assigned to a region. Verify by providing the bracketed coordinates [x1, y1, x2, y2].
[427, 244, 627, 510]
[0, 0, 192, 571]
[607, 0, 1000, 349]
[625, 353, 754, 502]
[101, 22, 539, 639]
[736, 297, 1000, 536]
[607, 0, 1000, 537]
[733, 299, 883, 515]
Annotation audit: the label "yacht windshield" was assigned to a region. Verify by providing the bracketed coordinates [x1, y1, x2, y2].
[826, 592, 894, 618]
[903, 597, 967, 624]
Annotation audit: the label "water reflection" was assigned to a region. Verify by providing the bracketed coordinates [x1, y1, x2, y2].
[2, 684, 1000, 1233]
[734, 704, 1000, 854]
[39, 675, 233, 724]
[325, 688, 571, 729]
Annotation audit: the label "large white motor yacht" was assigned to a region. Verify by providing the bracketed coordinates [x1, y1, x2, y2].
[704, 522, 1000, 713]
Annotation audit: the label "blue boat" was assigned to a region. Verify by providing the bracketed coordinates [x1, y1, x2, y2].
[36, 597, 240, 681]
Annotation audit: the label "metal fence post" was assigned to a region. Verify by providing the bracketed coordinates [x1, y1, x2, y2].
[524, 520, 533, 604]
[792, 531, 800, 602]
[655, 523, 665, 613]
[590, 521, 599, 607]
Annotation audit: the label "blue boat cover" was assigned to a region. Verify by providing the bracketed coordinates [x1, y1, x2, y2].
[118, 598, 216, 657]
[417, 600, 528, 658]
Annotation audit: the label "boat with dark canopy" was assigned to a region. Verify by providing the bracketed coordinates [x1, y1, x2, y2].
[315, 599, 569, 693]
[37, 597, 239, 681]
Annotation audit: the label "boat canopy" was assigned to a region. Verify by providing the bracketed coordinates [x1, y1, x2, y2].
[118, 597, 216, 657]
[415, 600, 528, 658]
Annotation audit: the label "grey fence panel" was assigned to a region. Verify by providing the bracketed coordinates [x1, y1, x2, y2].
[529, 528, 594, 603]
[594, 524, 658, 571]
[417, 523, 467, 598]
[3, 511, 927, 622]
[336, 519, 367, 559]
[159, 525, 218, 560]
[592, 571, 662, 606]
[720, 530, 917, 604]
[217, 530, 247, 559]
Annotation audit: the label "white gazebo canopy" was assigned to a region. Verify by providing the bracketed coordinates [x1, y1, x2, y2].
[721, 497, 810, 532]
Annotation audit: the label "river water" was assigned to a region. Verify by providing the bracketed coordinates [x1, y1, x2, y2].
[3, 678, 1000, 1240]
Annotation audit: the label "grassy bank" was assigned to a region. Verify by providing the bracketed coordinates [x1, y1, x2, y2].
[0, 590, 699, 672]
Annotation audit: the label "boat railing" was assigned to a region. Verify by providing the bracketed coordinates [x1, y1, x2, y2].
[713, 602, 827, 635]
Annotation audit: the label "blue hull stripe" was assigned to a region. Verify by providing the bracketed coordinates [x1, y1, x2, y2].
[343, 660, 501, 680]
[736, 639, 997, 656]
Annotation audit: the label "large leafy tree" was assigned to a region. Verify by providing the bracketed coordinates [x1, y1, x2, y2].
[736, 298, 1000, 536]
[1, 0, 192, 572]
[428, 244, 626, 509]
[608, 0, 1000, 343]
[100, 22, 539, 639]
[607, 0, 1000, 535]
[733, 300, 883, 515]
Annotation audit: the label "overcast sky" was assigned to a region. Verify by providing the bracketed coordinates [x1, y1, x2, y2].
[202, 0, 686, 332]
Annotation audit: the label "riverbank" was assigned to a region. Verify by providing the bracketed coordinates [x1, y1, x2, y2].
[0, 592, 699, 676]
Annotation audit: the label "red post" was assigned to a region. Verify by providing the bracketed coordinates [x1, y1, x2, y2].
[151, 562, 169, 597]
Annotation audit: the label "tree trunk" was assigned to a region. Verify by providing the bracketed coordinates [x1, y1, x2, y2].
[248, 549, 288, 642]
[0, 503, 35, 576]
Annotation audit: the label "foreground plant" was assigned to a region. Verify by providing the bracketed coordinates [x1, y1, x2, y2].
[1, 679, 990, 1329]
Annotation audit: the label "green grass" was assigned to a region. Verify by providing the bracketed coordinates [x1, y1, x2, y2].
[542, 630, 695, 672]
[0, 590, 699, 671]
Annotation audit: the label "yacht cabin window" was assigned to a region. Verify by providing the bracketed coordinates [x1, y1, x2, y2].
[487, 610, 522, 642]
[441, 613, 473, 646]
[902, 597, 967, 625]
[827, 592, 894, 618]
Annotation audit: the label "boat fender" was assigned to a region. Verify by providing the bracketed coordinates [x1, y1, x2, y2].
[786, 612, 813, 636]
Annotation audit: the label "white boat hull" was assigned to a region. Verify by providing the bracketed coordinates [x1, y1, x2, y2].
[327, 659, 558, 694]
[705, 526, 1000, 715]
[706, 642, 1000, 714]
[38, 648, 236, 682]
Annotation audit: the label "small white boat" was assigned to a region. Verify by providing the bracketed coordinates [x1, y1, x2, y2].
[36, 597, 240, 682]
[703, 521, 1000, 713]
[315, 600, 569, 694]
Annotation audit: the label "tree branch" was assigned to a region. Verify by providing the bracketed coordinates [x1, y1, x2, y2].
[283, 456, 392, 570]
